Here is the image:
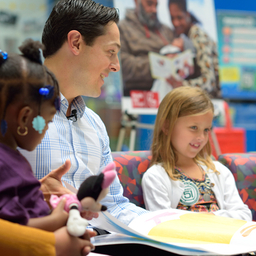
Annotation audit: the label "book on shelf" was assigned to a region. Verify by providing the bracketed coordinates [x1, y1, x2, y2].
[89, 208, 256, 256]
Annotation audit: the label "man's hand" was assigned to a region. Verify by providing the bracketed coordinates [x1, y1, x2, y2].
[81, 210, 99, 220]
[40, 160, 74, 205]
[40, 160, 99, 221]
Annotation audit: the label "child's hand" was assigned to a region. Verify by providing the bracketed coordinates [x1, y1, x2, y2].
[27, 198, 68, 231]
[54, 226, 96, 256]
[51, 198, 69, 227]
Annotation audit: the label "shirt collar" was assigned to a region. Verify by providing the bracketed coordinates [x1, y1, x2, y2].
[60, 93, 86, 119]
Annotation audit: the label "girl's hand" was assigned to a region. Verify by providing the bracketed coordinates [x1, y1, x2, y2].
[27, 199, 68, 231]
[54, 227, 96, 256]
[51, 198, 69, 228]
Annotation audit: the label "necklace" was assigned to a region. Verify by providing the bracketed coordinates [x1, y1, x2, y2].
[176, 164, 204, 180]
[176, 164, 214, 203]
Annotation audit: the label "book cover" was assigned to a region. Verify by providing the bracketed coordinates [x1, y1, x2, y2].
[148, 50, 194, 81]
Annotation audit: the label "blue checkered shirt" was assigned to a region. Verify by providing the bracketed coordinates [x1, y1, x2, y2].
[19, 94, 147, 225]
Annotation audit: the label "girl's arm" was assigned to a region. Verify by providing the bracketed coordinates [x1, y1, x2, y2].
[142, 165, 176, 211]
[27, 198, 68, 232]
[212, 161, 252, 221]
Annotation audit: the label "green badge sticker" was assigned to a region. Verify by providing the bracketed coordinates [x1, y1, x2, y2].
[180, 181, 199, 206]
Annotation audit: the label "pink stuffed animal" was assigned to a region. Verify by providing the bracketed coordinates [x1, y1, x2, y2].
[50, 162, 116, 236]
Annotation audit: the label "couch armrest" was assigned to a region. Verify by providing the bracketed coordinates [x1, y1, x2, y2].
[112, 151, 151, 208]
[218, 153, 256, 221]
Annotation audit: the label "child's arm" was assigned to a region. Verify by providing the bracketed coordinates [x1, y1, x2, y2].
[27, 198, 68, 232]
[142, 165, 175, 211]
[211, 161, 252, 221]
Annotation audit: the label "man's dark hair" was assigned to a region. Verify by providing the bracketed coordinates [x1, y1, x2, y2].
[42, 0, 119, 58]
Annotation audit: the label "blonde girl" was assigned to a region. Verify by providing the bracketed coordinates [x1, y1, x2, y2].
[142, 86, 251, 221]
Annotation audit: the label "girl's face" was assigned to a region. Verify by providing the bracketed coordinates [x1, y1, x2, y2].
[171, 110, 213, 164]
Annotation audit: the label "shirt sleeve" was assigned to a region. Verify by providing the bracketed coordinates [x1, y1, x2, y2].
[212, 162, 252, 221]
[0, 219, 55, 256]
[142, 165, 173, 211]
[0, 163, 30, 225]
[97, 116, 148, 225]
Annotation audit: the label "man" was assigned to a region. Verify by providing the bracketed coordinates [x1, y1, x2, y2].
[20, 0, 147, 225]
[119, 0, 174, 96]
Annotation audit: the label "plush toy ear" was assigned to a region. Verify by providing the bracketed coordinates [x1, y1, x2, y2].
[101, 162, 116, 189]
[77, 174, 103, 201]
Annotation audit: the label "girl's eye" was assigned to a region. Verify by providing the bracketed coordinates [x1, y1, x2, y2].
[204, 127, 212, 133]
[190, 126, 197, 130]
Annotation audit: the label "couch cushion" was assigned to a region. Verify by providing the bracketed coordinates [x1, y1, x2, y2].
[218, 153, 256, 221]
[112, 151, 151, 208]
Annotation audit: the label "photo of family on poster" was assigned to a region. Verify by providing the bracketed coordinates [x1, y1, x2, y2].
[114, 0, 220, 115]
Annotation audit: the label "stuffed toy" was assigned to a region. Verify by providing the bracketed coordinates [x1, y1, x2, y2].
[50, 162, 116, 236]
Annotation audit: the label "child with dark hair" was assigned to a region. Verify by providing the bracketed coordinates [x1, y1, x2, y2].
[0, 39, 70, 232]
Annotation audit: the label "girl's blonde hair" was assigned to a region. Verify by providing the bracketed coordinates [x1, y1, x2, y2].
[151, 86, 216, 180]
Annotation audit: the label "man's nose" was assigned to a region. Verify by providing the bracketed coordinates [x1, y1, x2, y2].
[110, 57, 120, 72]
[150, 5, 157, 14]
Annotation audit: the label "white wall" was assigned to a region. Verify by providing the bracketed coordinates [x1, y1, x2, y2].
[0, 0, 48, 52]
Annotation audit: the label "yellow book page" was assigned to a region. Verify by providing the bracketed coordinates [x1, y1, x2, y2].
[148, 213, 246, 244]
[149, 236, 217, 244]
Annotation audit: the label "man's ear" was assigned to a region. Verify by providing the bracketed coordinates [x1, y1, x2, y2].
[67, 30, 84, 56]
[17, 106, 33, 128]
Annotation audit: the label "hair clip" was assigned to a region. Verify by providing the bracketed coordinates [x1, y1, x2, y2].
[0, 50, 8, 61]
[39, 85, 54, 100]
[39, 87, 49, 96]
[54, 96, 61, 111]
[0, 119, 7, 136]
[44, 85, 54, 99]
[32, 115, 46, 134]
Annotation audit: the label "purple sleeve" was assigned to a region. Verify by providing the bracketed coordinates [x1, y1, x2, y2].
[0, 164, 30, 225]
[0, 160, 50, 225]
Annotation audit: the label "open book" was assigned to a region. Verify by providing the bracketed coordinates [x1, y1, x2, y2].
[149, 49, 194, 81]
[89, 208, 256, 255]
